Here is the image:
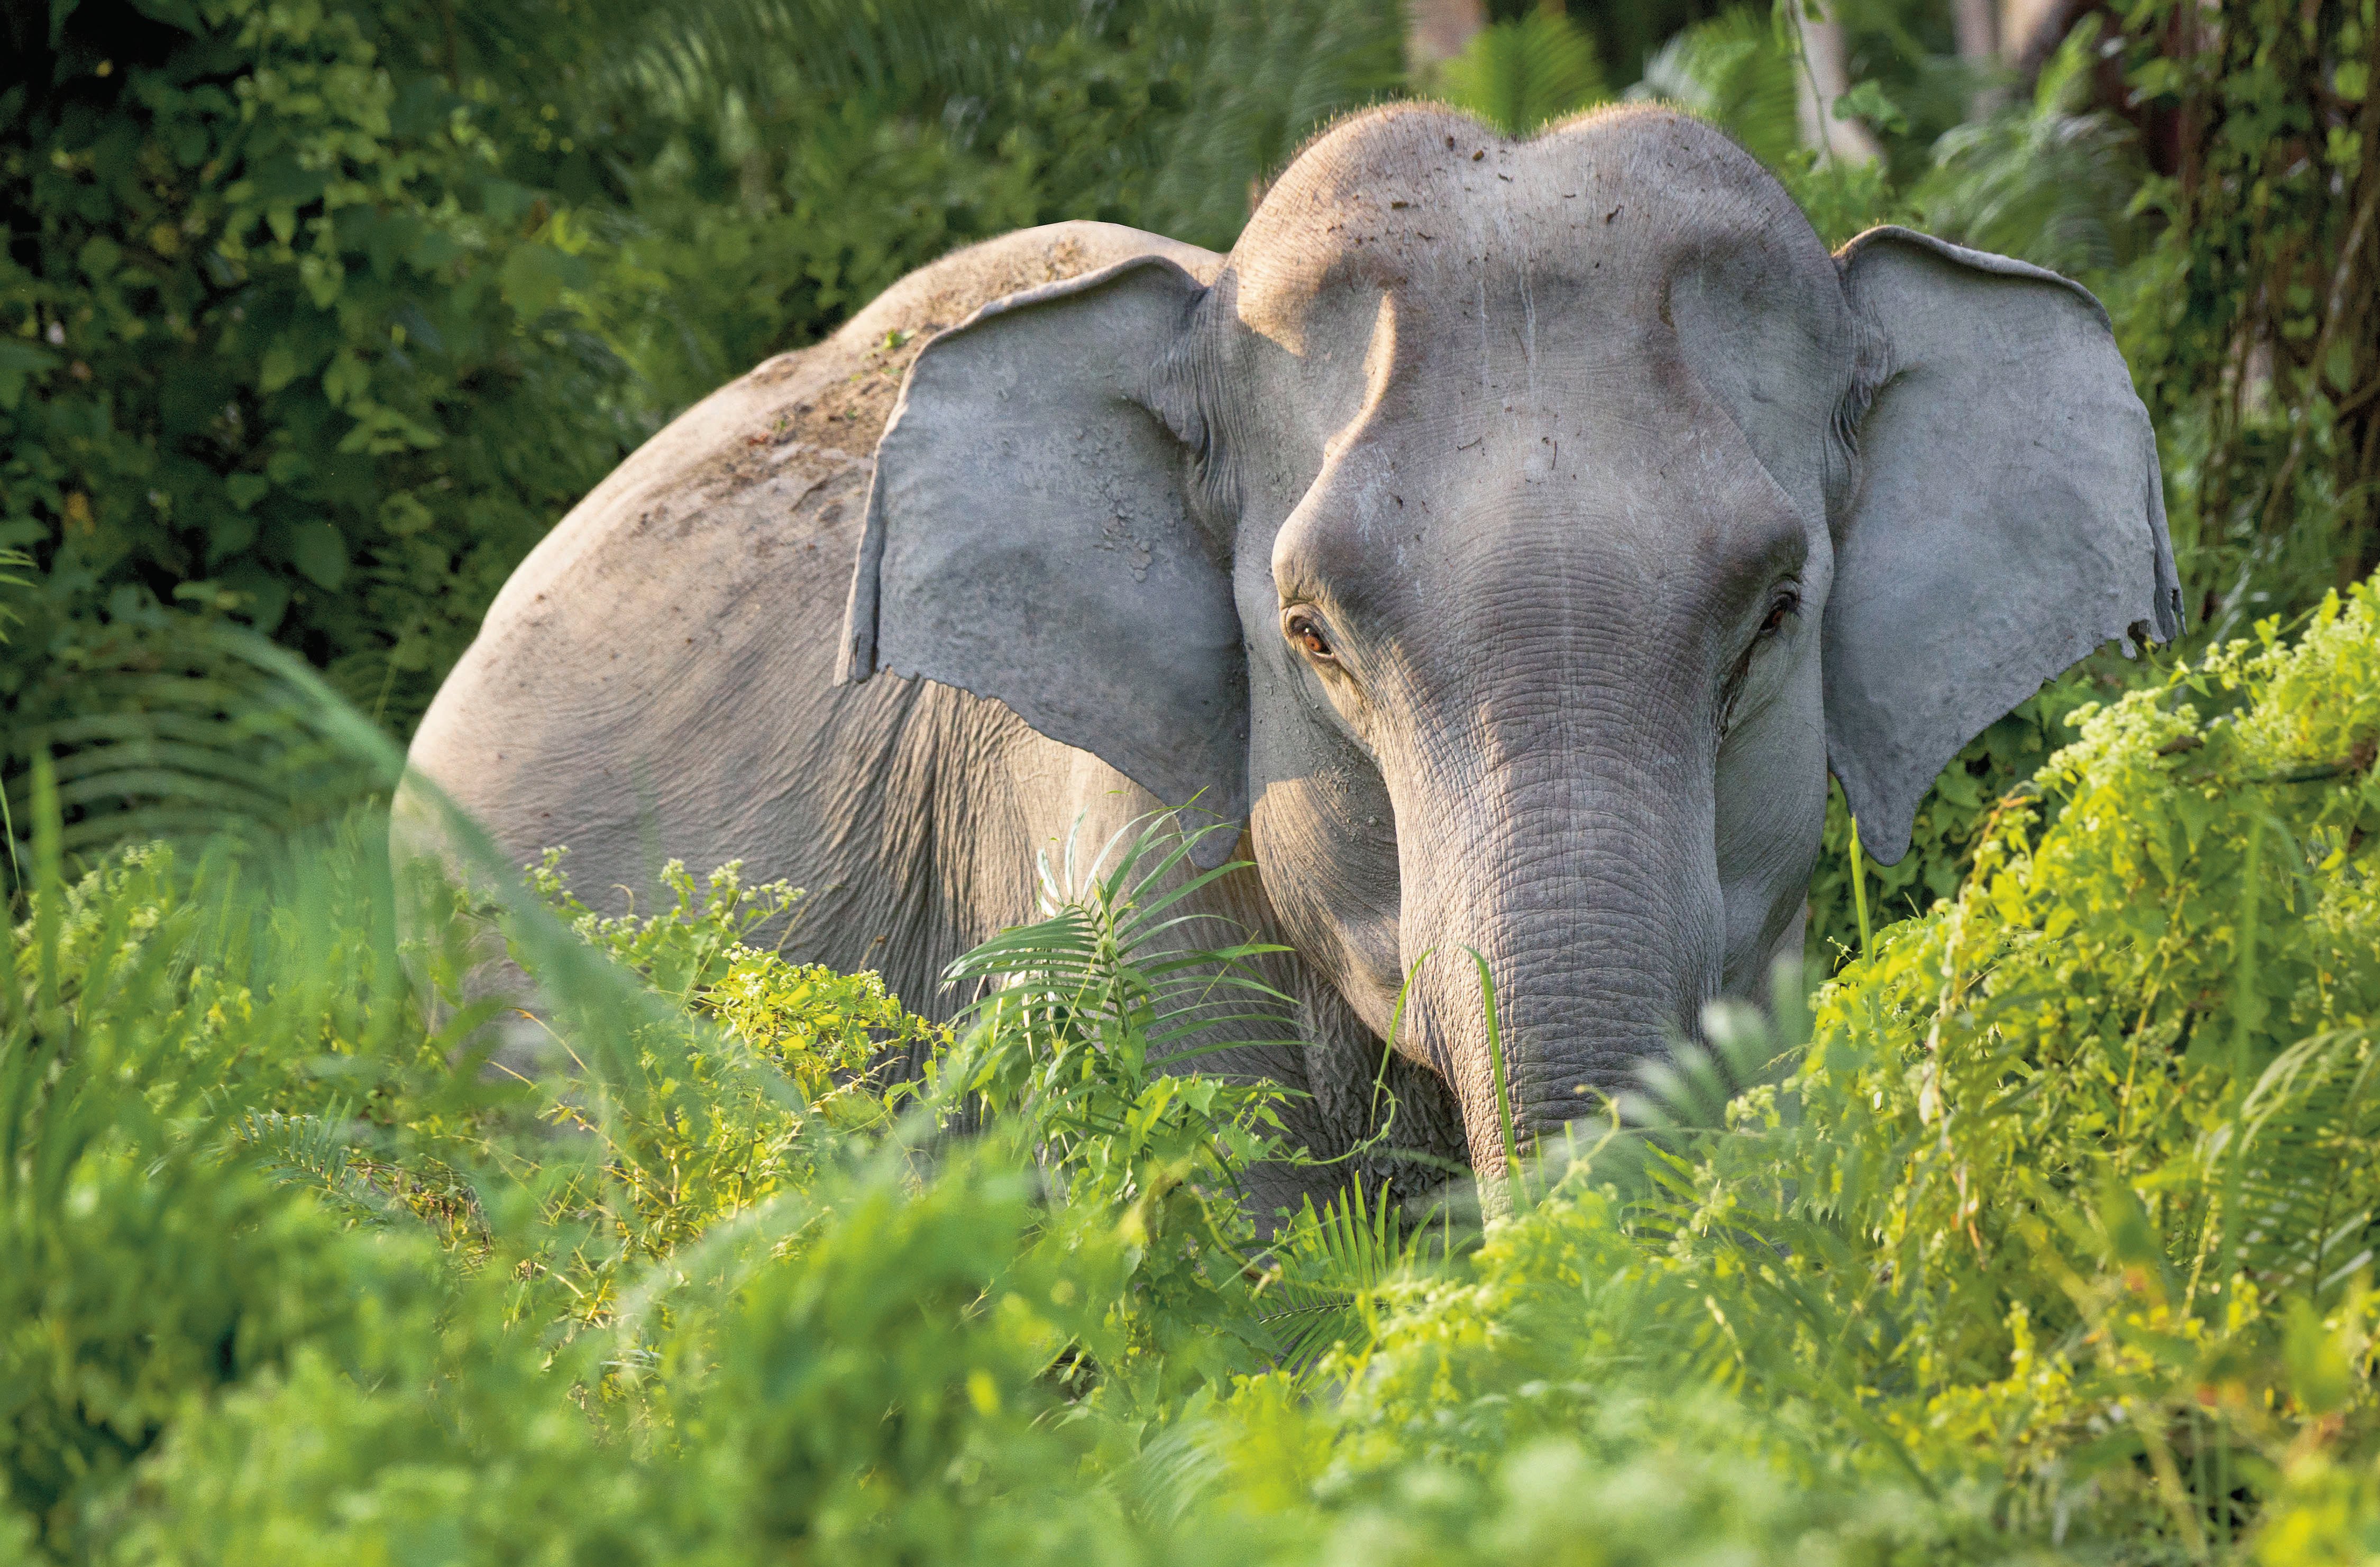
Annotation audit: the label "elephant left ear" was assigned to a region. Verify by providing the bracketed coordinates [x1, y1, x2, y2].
[1823, 226, 2183, 865]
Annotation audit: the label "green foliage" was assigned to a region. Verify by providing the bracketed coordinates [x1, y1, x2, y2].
[937, 818, 1310, 1405]
[1912, 20, 2152, 281]
[1826, 0, 1974, 175]
[23, 621, 391, 862]
[1631, 6, 1803, 168]
[1433, 12, 1608, 138]
[12, 574, 2380, 1562]
[3, 0, 640, 734]
[579, 0, 1398, 417]
[1806, 676, 2107, 969]
[0, 808, 454, 1557]
[2112, 0, 2378, 634]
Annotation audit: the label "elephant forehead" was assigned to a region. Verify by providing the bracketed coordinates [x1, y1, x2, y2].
[1229, 102, 1836, 359]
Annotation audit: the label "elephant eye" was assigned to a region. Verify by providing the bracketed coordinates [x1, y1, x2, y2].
[1285, 611, 1334, 661]
[1758, 589, 1800, 638]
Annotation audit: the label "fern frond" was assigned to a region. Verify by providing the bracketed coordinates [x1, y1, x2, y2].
[233, 1107, 405, 1226]
[2211, 1025, 2380, 1303]
[6, 621, 393, 872]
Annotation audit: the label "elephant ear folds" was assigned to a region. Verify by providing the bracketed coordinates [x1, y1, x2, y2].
[840, 255, 1249, 855]
[1822, 227, 2183, 865]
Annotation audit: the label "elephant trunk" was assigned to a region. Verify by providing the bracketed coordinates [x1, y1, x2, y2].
[1387, 684, 1725, 1179]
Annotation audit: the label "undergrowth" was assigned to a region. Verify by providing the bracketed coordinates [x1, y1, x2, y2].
[14, 582, 2380, 1561]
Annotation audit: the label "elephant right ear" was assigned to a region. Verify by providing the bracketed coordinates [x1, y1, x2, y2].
[841, 255, 1249, 832]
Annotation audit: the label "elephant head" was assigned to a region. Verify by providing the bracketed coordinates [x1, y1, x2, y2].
[841, 105, 2180, 1176]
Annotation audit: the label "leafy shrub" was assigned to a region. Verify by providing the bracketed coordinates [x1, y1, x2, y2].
[3, 0, 638, 730]
[1806, 675, 2105, 969]
[0, 825, 446, 1556]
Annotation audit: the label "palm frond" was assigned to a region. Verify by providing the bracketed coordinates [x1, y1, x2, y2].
[1142, 0, 1409, 248]
[1627, 6, 1801, 170]
[1435, 12, 1609, 139]
[616, 0, 1107, 122]
[1909, 18, 2148, 282]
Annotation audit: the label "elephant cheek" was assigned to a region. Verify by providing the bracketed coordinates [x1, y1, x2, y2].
[1248, 775, 1405, 1038]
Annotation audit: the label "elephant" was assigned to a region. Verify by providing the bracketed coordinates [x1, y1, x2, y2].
[400, 102, 2181, 1214]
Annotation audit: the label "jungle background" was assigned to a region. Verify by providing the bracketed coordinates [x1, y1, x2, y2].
[8, 1, 2380, 1562]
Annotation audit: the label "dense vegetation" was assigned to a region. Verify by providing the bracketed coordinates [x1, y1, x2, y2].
[13, 573, 2380, 1561]
[8, 0, 2380, 1561]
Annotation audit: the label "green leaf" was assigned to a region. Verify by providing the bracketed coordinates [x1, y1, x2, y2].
[0, 342, 58, 410]
[1436, 13, 1605, 138]
[78, 234, 124, 279]
[287, 521, 347, 591]
[2326, 336, 2357, 396]
[478, 178, 538, 224]
[209, 509, 259, 560]
[1832, 79, 1907, 136]
[498, 244, 588, 320]
[259, 343, 302, 393]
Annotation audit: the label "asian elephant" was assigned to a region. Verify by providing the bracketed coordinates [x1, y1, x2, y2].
[400, 103, 2181, 1211]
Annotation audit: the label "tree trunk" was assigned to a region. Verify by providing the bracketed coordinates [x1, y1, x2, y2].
[1954, 0, 2002, 117]
[1792, 2, 1883, 163]
[1408, 0, 1485, 70]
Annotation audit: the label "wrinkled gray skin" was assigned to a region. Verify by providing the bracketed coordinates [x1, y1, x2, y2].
[402, 105, 2180, 1211]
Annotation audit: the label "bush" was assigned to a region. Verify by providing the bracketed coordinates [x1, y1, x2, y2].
[2, 0, 639, 729]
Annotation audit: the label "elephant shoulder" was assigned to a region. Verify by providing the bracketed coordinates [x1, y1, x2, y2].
[483, 222, 1222, 635]
[837, 220, 1222, 350]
